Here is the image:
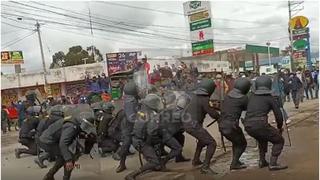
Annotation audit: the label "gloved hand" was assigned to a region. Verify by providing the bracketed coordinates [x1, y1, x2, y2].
[64, 161, 74, 171]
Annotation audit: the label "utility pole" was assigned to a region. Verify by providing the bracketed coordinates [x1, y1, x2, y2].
[267, 42, 271, 66]
[88, 5, 95, 63]
[288, 1, 295, 71]
[36, 21, 48, 85]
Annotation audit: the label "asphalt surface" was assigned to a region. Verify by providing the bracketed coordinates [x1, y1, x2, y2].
[1, 98, 318, 180]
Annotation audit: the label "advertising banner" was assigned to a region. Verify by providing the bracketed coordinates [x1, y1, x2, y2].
[106, 52, 138, 75]
[1, 51, 24, 64]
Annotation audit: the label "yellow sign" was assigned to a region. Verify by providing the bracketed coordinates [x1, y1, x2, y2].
[1, 51, 24, 64]
[290, 16, 309, 30]
[189, 10, 210, 22]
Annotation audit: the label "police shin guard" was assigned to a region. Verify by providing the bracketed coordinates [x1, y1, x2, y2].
[269, 156, 288, 171]
[116, 157, 127, 173]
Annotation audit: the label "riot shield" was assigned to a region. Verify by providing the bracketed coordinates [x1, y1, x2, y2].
[133, 68, 149, 95]
[71, 104, 96, 135]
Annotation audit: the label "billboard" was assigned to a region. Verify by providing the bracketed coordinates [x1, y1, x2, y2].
[184, 1, 214, 56]
[106, 51, 138, 75]
[1, 51, 24, 64]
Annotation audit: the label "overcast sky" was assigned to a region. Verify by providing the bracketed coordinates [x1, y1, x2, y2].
[1, 0, 319, 73]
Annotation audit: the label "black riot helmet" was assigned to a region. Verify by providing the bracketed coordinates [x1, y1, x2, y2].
[26, 105, 42, 116]
[48, 105, 65, 117]
[141, 94, 164, 112]
[101, 102, 115, 113]
[234, 78, 251, 95]
[176, 94, 191, 109]
[162, 91, 176, 108]
[255, 75, 272, 95]
[195, 78, 216, 96]
[123, 81, 139, 96]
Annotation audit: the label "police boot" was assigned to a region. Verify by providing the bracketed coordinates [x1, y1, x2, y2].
[125, 169, 143, 180]
[230, 149, 247, 170]
[230, 161, 247, 170]
[200, 164, 218, 175]
[116, 158, 127, 173]
[258, 153, 269, 168]
[192, 145, 203, 166]
[15, 149, 21, 159]
[42, 174, 55, 180]
[175, 154, 191, 163]
[35, 154, 49, 168]
[269, 156, 288, 171]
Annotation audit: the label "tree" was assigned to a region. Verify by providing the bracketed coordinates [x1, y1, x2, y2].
[50, 51, 65, 69]
[49, 45, 104, 69]
[87, 45, 103, 62]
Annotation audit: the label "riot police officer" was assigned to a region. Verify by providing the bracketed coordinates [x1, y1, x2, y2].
[183, 78, 220, 174]
[116, 81, 141, 173]
[97, 102, 120, 157]
[219, 78, 251, 170]
[35, 105, 68, 168]
[161, 92, 190, 162]
[125, 94, 182, 180]
[243, 75, 288, 171]
[39, 104, 97, 180]
[15, 106, 41, 159]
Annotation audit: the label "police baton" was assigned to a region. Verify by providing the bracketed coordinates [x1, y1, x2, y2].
[280, 108, 292, 147]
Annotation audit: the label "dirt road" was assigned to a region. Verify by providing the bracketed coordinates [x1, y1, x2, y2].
[1, 99, 318, 180]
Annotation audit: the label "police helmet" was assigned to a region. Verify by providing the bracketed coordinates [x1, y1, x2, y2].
[162, 92, 176, 107]
[176, 94, 191, 109]
[234, 77, 251, 95]
[48, 105, 65, 117]
[101, 102, 115, 113]
[26, 105, 42, 116]
[141, 94, 164, 112]
[255, 75, 272, 95]
[123, 81, 139, 96]
[197, 78, 216, 96]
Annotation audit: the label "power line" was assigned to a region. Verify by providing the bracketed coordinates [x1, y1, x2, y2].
[1, 21, 34, 30]
[3, 10, 288, 45]
[2, 31, 36, 49]
[97, 1, 277, 25]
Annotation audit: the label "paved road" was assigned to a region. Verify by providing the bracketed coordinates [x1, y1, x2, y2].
[1, 99, 318, 180]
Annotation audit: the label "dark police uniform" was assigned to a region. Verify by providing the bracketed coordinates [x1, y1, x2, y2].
[243, 75, 287, 171]
[183, 79, 220, 174]
[15, 116, 40, 158]
[116, 81, 141, 173]
[126, 102, 182, 180]
[218, 77, 251, 170]
[40, 105, 96, 180]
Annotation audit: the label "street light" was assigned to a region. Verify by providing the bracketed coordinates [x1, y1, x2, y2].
[266, 42, 271, 66]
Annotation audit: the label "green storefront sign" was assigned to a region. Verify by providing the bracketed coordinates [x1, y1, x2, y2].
[192, 40, 213, 51]
[292, 27, 309, 35]
[190, 18, 211, 31]
[293, 39, 307, 50]
[245, 44, 279, 56]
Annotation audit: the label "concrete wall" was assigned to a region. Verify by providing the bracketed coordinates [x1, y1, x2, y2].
[1, 62, 105, 90]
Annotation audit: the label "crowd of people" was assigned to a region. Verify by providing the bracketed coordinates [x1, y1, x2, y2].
[2, 64, 319, 180]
